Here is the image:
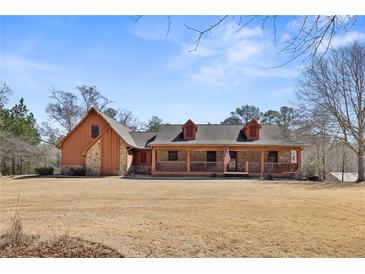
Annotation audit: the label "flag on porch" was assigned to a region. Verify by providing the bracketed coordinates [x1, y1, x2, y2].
[224, 147, 231, 167]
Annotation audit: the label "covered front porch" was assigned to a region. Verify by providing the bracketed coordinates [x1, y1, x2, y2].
[151, 146, 302, 177]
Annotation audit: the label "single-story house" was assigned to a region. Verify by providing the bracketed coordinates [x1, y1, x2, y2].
[56, 107, 303, 177]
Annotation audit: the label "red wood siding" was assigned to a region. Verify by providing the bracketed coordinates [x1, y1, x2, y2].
[101, 128, 120, 175]
[61, 111, 109, 165]
[182, 119, 197, 140]
[243, 120, 261, 141]
[133, 149, 152, 166]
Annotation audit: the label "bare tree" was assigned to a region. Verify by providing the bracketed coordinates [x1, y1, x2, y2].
[46, 89, 82, 133]
[181, 16, 359, 64]
[103, 107, 118, 120]
[77, 85, 112, 112]
[39, 122, 63, 145]
[0, 81, 12, 108]
[117, 109, 142, 131]
[103, 107, 142, 130]
[297, 42, 365, 182]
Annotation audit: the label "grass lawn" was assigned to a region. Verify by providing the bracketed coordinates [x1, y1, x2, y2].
[1, 177, 365, 257]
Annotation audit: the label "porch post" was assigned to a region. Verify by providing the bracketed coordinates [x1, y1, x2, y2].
[223, 148, 227, 173]
[187, 148, 191, 173]
[151, 148, 156, 173]
[297, 149, 302, 171]
[260, 150, 265, 179]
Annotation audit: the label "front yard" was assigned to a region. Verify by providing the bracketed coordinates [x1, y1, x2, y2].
[0, 177, 364, 257]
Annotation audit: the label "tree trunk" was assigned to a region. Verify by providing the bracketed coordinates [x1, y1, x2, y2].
[357, 147, 364, 182]
[342, 151, 345, 183]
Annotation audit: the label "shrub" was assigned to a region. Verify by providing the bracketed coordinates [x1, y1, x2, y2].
[34, 167, 54, 175]
[69, 167, 86, 176]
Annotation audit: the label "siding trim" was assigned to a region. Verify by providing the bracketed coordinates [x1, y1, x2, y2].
[81, 125, 111, 156]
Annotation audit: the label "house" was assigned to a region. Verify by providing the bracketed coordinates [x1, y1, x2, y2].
[56, 107, 303, 177]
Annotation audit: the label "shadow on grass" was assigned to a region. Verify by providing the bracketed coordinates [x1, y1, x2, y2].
[11, 174, 107, 180]
[265, 179, 363, 189]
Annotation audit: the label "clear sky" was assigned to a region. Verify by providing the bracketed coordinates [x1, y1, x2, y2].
[1, 16, 364, 125]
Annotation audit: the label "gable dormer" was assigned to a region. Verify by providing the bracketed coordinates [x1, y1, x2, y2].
[243, 119, 262, 141]
[182, 119, 197, 141]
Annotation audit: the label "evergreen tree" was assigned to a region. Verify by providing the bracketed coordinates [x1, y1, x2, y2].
[0, 98, 40, 145]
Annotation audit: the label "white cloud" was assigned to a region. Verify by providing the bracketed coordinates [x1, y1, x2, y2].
[129, 17, 173, 41]
[270, 87, 294, 97]
[2, 54, 59, 72]
[1, 54, 72, 90]
[331, 31, 365, 49]
[169, 23, 298, 88]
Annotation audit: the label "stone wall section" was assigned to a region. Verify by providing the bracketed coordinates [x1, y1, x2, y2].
[236, 151, 260, 172]
[85, 139, 101, 176]
[119, 138, 128, 176]
[156, 150, 187, 161]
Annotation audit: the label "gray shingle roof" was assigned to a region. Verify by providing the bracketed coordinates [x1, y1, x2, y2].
[94, 109, 139, 148]
[95, 109, 156, 149]
[129, 132, 157, 148]
[149, 124, 302, 147]
[95, 108, 302, 148]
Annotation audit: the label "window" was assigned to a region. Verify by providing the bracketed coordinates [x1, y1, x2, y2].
[91, 125, 99, 138]
[250, 126, 257, 137]
[140, 151, 147, 164]
[168, 151, 178, 161]
[268, 151, 278, 163]
[207, 151, 217, 162]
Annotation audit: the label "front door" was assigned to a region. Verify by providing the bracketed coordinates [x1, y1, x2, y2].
[228, 151, 237, 171]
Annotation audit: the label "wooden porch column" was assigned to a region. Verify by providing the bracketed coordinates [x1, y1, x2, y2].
[187, 148, 191, 172]
[297, 149, 302, 171]
[260, 150, 265, 179]
[151, 148, 156, 173]
[223, 149, 227, 173]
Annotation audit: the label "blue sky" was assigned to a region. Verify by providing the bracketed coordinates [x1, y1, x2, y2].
[1, 16, 365, 125]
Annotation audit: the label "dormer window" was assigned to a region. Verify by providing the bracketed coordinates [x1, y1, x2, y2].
[182, 119, 197, 141]
[243, 119, 261, 141]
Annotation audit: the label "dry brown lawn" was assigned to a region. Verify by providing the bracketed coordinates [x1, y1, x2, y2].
[1, 176, 365, 257]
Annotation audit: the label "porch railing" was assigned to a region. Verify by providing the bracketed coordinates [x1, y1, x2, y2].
[247, 162, 260, 172]
[190, 161, 224, 172]
[264, 162, 297, 173]
[154, 160, 297, 174]
[156, 161, 187, 172]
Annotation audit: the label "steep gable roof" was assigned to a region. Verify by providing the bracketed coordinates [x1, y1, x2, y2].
[129, 132, 157, 148]
[92, 108, 138, 147]
[56, 107, 139, 148]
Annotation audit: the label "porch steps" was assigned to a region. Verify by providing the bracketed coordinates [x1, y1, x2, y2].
[223, 171, 249, 177]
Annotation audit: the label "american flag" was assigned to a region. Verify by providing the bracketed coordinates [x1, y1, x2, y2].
[224, 147, 231, 167]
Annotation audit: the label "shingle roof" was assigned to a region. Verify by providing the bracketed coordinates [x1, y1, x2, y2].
[94, 108, 140, 147]
[149, 124, 302, 147]
[129, 132, 157, 148]
[94, 108, 302, 148]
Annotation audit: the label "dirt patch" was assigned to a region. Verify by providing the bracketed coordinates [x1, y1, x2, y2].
[0, 234, 123, 258]
[0, 211, 123, 258]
